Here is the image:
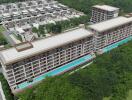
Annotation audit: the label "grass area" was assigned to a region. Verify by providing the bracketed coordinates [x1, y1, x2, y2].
[0, 25, 5, 33]
[0, 25, 10, 47]
[0, 25, 8, 45]
[103, 90, 132, 100]
[127, 90, 132, 100]
[12, 33, 22, 42]
[103, 97, 110, 100]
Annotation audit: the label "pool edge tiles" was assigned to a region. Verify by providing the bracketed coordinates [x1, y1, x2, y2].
[17, 54, 94, 90]
[103, 36, 132, 53]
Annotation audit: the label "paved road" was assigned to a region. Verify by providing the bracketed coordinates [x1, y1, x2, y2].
[0, 92, 3, 100]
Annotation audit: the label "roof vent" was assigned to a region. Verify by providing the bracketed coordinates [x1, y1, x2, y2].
[15, 42, 33, 52]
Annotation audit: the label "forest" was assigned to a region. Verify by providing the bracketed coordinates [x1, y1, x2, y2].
[57, 0, 132, 15]
[18, 41, 132, 100]
[0, 0, 131, 15]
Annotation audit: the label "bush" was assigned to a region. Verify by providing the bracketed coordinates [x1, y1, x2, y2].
[0, 74, 14, 100]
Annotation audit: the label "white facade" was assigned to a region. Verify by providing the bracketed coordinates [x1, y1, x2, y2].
[89, 15, 132, 50]
[0, 27, 94, 91]
[90, 5, 119, 23]
[0, 15, 132, 93]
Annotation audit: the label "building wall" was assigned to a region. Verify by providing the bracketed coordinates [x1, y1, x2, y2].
[4, 36, 94, 90]
[90, 7, 119, 23]
[94, 22, 132, 50]
[2, 20, 132, 91]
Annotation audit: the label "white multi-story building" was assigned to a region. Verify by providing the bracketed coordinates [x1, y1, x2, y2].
[89, 14, 132, 51]
[0, 27, 94, 93]
[0, 14, 132, 93]
[90, 5, 119, 23]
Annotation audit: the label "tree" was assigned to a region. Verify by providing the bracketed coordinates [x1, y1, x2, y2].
[51, 24, 62, 34]
[32, 27, 38, 34]
[38, 25, 46, 36]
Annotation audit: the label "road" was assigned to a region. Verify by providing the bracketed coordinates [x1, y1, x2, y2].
[0, 92, 3, 100]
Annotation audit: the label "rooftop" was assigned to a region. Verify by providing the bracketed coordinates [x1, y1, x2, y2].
[0, 27, 93, 65]
[88, 16, 132, 32]
[93, 5, 119, 11]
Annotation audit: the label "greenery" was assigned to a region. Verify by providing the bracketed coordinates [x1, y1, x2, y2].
[18, 41, 132, 100]
[0, 0, 25, 4]
[0, 26, 8, 45]
[57, 0, 132, 16]
[0, 0, 131, 100]
[127, 90, 132, 100]
[0, 0, 132, 15]
[0, 74, 14, 100]
[32, 15, 89, 36]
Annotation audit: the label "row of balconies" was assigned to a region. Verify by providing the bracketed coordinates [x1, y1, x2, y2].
[5, 38, 103, 86]
[6, 29, 132, 87]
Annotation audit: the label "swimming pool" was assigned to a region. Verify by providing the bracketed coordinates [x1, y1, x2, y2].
[18, 54, 94, 89]
[103, 36, 132, 53]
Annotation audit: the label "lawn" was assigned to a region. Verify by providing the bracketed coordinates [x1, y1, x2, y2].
[103, 97, 110, 100]
[127, 90, 132, 100]
[0, 25, 5, 33]
[0, 25, 9, 46]
[103, 90, 132, 100]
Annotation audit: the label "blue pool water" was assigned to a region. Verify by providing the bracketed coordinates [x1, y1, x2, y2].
[18, 54, 94, 89]
[103, 36, 132, 53]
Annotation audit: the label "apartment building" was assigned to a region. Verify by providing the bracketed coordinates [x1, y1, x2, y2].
[89, 14, 132, 51]
[0, 27, 94, 92]
[90, 5, 119, 23]
[0, 12, 132, 93]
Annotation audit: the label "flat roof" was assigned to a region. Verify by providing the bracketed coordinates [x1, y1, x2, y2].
[0, 27, 93, 65]
[12, 12, 19, 15]
[15, 27, 25, 33]
[2, 13, 10, 17]
[93, 5, 119, 11]
[29, 9, 36, 12]
[88, 16, 132, 32]
[22, 10, 28, 13]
